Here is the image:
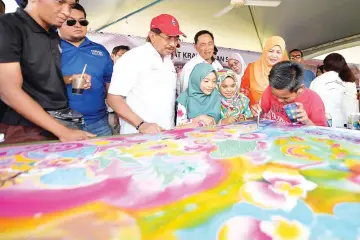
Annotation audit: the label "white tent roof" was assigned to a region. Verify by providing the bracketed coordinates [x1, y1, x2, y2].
[315, 46, 360, 65]
[81, 0, 360, 56]
[4, 0, 360, 60]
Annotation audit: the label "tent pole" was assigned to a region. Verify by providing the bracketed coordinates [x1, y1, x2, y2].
[95, 0, 164, 32]
[248, 6, 263, 50]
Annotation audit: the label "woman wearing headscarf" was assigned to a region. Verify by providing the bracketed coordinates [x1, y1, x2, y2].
[176, 63, 221, 128]
[217, 69, 252, 125]
[240, 36, 288, 108]
[227, 53, 246, 86]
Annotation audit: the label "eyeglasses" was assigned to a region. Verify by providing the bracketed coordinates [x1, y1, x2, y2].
[290, 55, 302, 60]
[66, 19, 89, 27]
[228, 60, 239, 69]
[157, 33, 181, 44]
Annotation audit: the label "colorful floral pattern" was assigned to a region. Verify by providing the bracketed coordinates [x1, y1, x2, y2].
[0, 120, 359, 239]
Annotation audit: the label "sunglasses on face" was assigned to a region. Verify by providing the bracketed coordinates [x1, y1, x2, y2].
[66, 19, 89, 27]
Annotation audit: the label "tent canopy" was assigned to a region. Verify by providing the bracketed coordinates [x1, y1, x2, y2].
[81, 0, 360, 57]
[4, 0, 359, 58]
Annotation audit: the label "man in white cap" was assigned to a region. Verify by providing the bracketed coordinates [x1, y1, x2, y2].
[108, 14, 185, 134]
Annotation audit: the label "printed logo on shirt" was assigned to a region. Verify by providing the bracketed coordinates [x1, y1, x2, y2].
[265, 111, 287, 123]
[91, 50, 104, 56]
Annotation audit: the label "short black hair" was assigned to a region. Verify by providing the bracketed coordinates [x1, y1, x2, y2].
[289, 49, 303, 58]
[72, 3, 86, 18]
[112, 45, 130, 55]
[269, 61, 304, 92]
[317, 65, 324, 73]
[194, 30, 214, 44]
[19, 0, 79, 9]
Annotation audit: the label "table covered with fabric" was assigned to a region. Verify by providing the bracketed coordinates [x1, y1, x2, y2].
[0, 121, 359, 239]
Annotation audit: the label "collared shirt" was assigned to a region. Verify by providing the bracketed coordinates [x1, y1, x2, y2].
[108, 42, 177, 134]
[0, 8, 68, 125]
[303, 69, 316, 88]
[61, 37, 113, 124]
[177, 54, 223, 95]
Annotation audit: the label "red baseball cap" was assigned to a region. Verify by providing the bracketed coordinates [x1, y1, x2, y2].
[150, 14, 186, 37]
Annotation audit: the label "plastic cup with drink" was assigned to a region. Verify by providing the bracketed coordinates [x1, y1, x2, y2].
[72, 64, 87, 95]
[348, 113, 360, 130]
[283, 103, 299, 123]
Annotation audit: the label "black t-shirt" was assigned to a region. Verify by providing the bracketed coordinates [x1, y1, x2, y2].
[0, 8, 68, 125]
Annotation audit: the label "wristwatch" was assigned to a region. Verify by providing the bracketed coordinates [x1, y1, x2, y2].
[136, 121, 145, 130]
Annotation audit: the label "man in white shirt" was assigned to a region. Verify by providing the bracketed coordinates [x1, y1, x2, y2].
[177, 30, 223, 94]
[108, 14, 185, 135]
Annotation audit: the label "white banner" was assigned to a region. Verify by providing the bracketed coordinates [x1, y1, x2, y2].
[87, 31, 261, 67]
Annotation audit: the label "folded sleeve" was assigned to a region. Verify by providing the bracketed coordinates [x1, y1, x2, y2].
[108, 51, 139, 97]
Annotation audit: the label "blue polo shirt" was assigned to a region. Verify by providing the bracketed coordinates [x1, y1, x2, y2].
[61, 37, 113, 124]
[303, 69, 316, 88]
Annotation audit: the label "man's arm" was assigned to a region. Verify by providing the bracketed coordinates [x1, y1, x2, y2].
[107, 94, 161, 133]
[107, 94, 142, 127]
[0, 62, 94, 140]
[63, 76, 72, 84]
[0, 63, 69, 134]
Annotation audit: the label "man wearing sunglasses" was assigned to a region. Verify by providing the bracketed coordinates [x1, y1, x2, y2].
[0, 0, 95, 144]
[108, 14, 186, 135]
[59, 3, 113, 137]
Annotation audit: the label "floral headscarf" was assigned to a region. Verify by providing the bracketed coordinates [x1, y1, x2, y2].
[217, 69, 252, 119]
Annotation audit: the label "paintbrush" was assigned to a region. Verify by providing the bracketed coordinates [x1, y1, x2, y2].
[257, 110, 261, 129]
[256, 99, 262, 129]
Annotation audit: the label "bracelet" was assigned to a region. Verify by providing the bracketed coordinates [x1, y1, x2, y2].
[136, 121, 145, 130]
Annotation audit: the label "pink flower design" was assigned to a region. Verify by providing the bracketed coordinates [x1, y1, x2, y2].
[184, 139, 217, 153]
[238, 133, 267, 141]
[245, 151, 270, 165]
[218, 215, 310, 240]
[349, 173, 360, 185]
[217, 216, 271, 240]
[39, 143, 85, 153]
[241, 169, 317, 211]
[177, 109, 184, 118]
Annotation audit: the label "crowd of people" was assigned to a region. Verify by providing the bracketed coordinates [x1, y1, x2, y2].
[0, 0, 359, 144]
